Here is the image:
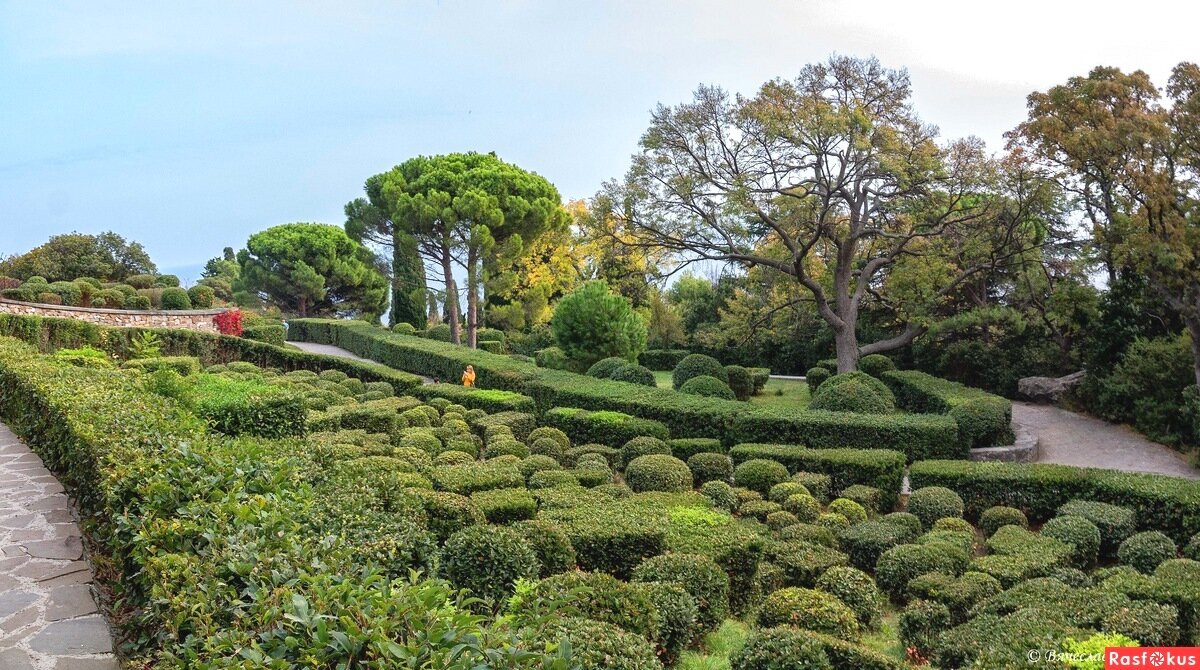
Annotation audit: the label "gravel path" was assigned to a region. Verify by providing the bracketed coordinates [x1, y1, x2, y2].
[289, 341, 435, 384]
[1014, 401, 1200, 479]
[0, 423, 118, 670]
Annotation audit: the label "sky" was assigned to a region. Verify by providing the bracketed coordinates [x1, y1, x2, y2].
[1, 0, 1197, 282]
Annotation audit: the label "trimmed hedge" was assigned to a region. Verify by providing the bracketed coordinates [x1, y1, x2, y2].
[672, 353, 727, 389]
[908, 459, 1200, 544]
[729, 444, 906, 510]
[881, 370, 1013, 449]
[730, 409, 959, 462]
[543, 407, 669, 448]
[411, 383, 536, 413]
[639, 349, 691, 370]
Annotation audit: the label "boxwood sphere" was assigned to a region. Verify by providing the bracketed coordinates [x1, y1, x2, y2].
[530, 436, 566, 461]
[979, 506, 1029, 537]
[439, 525, 538, 604]
[816, 370, 896, 405]
[611, 363, 657, 387]
[534, 617, 661, 670]
[633, 552, 730, 633]
[769, 482, 811, 504]
[1042, 515, 1102, 568]
[724, 364, 753, 400]
[809, 378, 892, 414]
[731, 627, 833, 670]
[816, 565, 884, 627]
[586, 356, 629, 379]
[907, 486, 965, 529]
[688, 452, 733, 484]
[700, 480, 738, 511]
[673, 353, 728, 389]
[1118, 531, 1178, 574]
[513, 519, 576, 577]
[806, 367, 831, 394]
[828, 498, 868, 525]
[734, 458, 790, 494]
[621, 436, 671, 468]
[625, 454, 693, 492]
[858, 354, 896, 377]
[679, 375, 736, 400]
[528, 426, 570, 450]
[757, 587, 860, 640]
[783, 494, 821, 523]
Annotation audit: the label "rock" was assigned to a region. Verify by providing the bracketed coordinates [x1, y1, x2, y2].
[1018, 371, 1087, 404]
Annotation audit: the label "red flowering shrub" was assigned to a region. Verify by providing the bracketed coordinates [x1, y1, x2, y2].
[212, 309, 243, 336]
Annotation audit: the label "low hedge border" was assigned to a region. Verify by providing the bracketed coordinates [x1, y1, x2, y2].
[908, 459, 1200, 544]
[881, 370, 1014, 449]
[287, 319, 962, 453]
[729, 443, 907, 510]
[542, 407, 669, 448]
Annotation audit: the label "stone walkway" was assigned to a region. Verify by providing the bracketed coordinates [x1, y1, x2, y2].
[289, 340, 435, 383]
[0, 423, 117, 670]
[1014, 401, 1200, 480]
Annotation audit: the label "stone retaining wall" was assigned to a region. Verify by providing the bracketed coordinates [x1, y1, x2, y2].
[0, 298, 229, 334]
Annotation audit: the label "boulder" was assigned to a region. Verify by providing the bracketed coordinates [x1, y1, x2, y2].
[1017, 370, 1086, 404]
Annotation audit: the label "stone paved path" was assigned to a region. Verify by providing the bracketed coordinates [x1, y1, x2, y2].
[0, 423, 118, 670]
[1014, 401, 1200, 480]
[289, 340, 435, 383]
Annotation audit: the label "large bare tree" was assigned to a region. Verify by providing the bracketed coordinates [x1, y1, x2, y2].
[603, 55, 1047, 372]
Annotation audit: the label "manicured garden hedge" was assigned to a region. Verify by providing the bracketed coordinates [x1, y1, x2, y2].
[638, 349, 692, 370]
[729, 444, 907, 510]
[288, 319, 962, 451]
[909, 459, 1200, 543]
[881, 370, 1014, 449]
[410, 382, 536, 413]
[543, 407, 670, 448]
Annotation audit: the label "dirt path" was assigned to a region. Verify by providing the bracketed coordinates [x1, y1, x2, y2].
[1013, 401, 1200, 480]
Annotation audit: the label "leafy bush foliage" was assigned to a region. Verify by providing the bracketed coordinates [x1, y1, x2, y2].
[806, 367, 831, 394]
[816, 566, 883, 628]
[906, 486, 965, 529]
[858, 354, 896, 378]
[679, 374, 736, 400]
[632, 552, 730, 633]
[672, 353, 728, 389]
[810, 378, 893, 414]
[625, 454, 693, 493]
[734, 458, 790, 494]
[551, 281, 647, 368]
[758, 587, 860, 640]
[1041, 515, 1102, 568]
[1118, 531, 1178, 574]
[979, 506, 1028, 537]
[725, 365, 753, 400]
[440, 525, 539, 606]
[611, 363, 657, 386]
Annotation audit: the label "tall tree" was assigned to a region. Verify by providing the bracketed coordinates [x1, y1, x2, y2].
[345, 174, 428, 328]
[374, 153, 568, 346]
[605, 56, 1045, 371]
[236, 223, 387, 319]
[1012, 63, 1200, 384]
[0, 231, 156, 281]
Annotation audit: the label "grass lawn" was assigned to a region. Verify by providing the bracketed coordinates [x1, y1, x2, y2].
[651, 370, 811, 409]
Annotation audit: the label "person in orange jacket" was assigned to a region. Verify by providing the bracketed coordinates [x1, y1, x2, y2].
[462, 365, 476, 387]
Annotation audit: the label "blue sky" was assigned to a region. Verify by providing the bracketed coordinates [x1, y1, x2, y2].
[1, 1, 1195, 281]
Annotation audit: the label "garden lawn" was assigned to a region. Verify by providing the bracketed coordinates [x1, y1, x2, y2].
[652, 371, 811, 410]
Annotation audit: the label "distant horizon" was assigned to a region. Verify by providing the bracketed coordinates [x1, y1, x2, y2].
[3, 1, 1197, 271]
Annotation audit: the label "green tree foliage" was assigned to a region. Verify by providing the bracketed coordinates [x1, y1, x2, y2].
[345, 174, 428, 328]
[236, 223, 387, 319]
[550, 280, 647, 367]
[198, 247, 240, 302]
[0, 231, 156, 281]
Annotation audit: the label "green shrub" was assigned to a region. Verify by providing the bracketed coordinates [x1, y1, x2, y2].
[1042, 516, 1102, 568]
[837, 520, 913, 571]
[512, 519, 576, 577]
[730, 444, 906, 510]
[881, 512, 922, 536]
[950, 397, 1014, 450]
[621, 435, 672, 467]
[734, 458, 790, 494]
[470, 487, 536, 524]
[391, 322, 417, 335]
[639, 581, 698, 663]
[740, 500, 782, 521]
[725, 365, 753, 401]
[769, 482, 811, 504]
[587, 357, 628, 379]
[979, 506, 1028, 537]
[828, 498, 867, 525]
[875, 542, 969, 602]
[541, 501, 667, 578]
[160, 286, 192, 310]
[906, 572, 1002, 624]
[932, 517, 974, 534]
[440, 525, 538, 606]
[807, 367, 832, 394]
[485, 438, 530, 459]
[688, 452, 732, 484]
[527, 469, 580, 489]
[563, 444, 620, 468]
[123, 355, 202, 376]
[669, 437, 723, 460]
[551, 280, 647, 369]
[700, 481, 738, 511]
[679, 374, 736, 400]
[528, 426, 570, 450]
[748, 368, 771, 395]
[53, 346, 113, 369]
[763, 540, 849, 588]
[610, 364, 657, 387]
[412, 490, 485, 541]
[816, 566, 883, 628]
[530, 617, 660, 670]
[672, 353, 727, 389]
[187, 284, 215, 308]
[517, 454, 561, 481]
[638, 349, 691, 371]
[758, 587, 860, 640]
[729, 628, 833, 670]
[810, 379, 892, 414]
[242, 324, 286, 347]
[858, 354, 896, 378]
[1119, 531, 1177, 574]
[544, 407, 669, 449]
[1103, 600, 1181, 646]
[625, 454, 692, 493]
[838, 484, 881, 515]
[907, 486, 964, 529]
[899, 599, 950, 658]
[1059, 500, 1138, 558]
[632, 552, 730, 633]
[534, 346, 570, 370]
[793, 472, 833, 502]
[1185, 533, 1200, 561]
[778, 524, 837, 548]
[45, 281, 82, 305]
[817, 371, 895, 406]
[973, 525, 1073, 587]
[430, 462, 524, 495]
[817, 512, 850, 530]
[529, 436, 565, 461]
[783, 494, 821, 523]
[766, 510, 800, 530]
[189, 375, 306, 438]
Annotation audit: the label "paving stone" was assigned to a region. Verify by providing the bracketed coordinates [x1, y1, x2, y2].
[45, 583, 99, 621]
[0, 513, 36, 529]
[29, 495, 71, 511]
[0, 573, 19, 591]
[55, 658, 121, 670]
[1, 602, 42, 633]
[15, 559, 89, 582]
[30, 616, 114, 655]
[0, 648, 36, 670]
[45, 509, 75, 524]
[40, 568, 94, 589]
[9, 529, 49, 541]
[21, 536, 83, 560]
[3, 544, 27, 557]
[0, 589, 39, 617]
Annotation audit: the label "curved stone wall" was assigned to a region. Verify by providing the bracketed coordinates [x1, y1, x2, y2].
[0, 298, 229, 333]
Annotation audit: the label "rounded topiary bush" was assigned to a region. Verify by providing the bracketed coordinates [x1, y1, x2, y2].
[828, 498, 868, 525]
[979, 506, 1028, 537]
[757, 587, 860, 640]
[734, 458, 790, 495]
[1103, 600, 1181, 647]
[679, 375, 736, 400]
[1042, 515, 1102, 569]
[633, 552, 730, 633]
[792, 472, 832, 502]
[858, 354, 896, 378]
[840, 485, 883, 515]
[412, 490, 484, 541]
[730, 627, 833, 670]
[391, 321, 417, 335]
[533, 617, 661, 670]
[783, 494, 821, 523]
[621, 436, 671, 468]
[700, 480, 738, 511]
[907, 486, 965, 529]
[518, 455, 561, 481]
[688, 452, 733, 484]
[950, 398, 1013, 450]
[1058, 500, 1137, 559]
[1184, 533, 1200, 561]
[724, 365, 753, 401]
[816, 565, 883, 627]
[875, 542, 970, 601]
[932, 517, 974, 534]
[638, 581, 698, 664]
[816, 370, 895, 404]
[610, 363, 657, 386]
[882, 512, 923, 537]
[586, 357, 628, 379]
[528, 426, 570, 451]
[809, 378, 892, 414]
[672, 353, 727, 390]
[425, 323, 455, 341]
[187, 284, 215, 308]
[899, 599, 951, 658]
[806, 367, 831, 395]
[739, 500, 783, 522]
[160, 286, 192, 310]
[768, 482, 810, 504]
[778, 523, 837, 548]
[1119, 531, 1177, 574]
[817, 512, 850, 530]
[513, 519, 576, 577]
[440, 525, 538, 605]
[530, 437, 566, 462]
[625, 454, 692, 493]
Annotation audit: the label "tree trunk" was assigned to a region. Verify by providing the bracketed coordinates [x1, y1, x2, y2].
[298, 297, 308, 319]
[1187, 315, 1200, 387]
[833, 325, 858, 373]
[441, 246, 461, 345]
[466, 245, 479, 349]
